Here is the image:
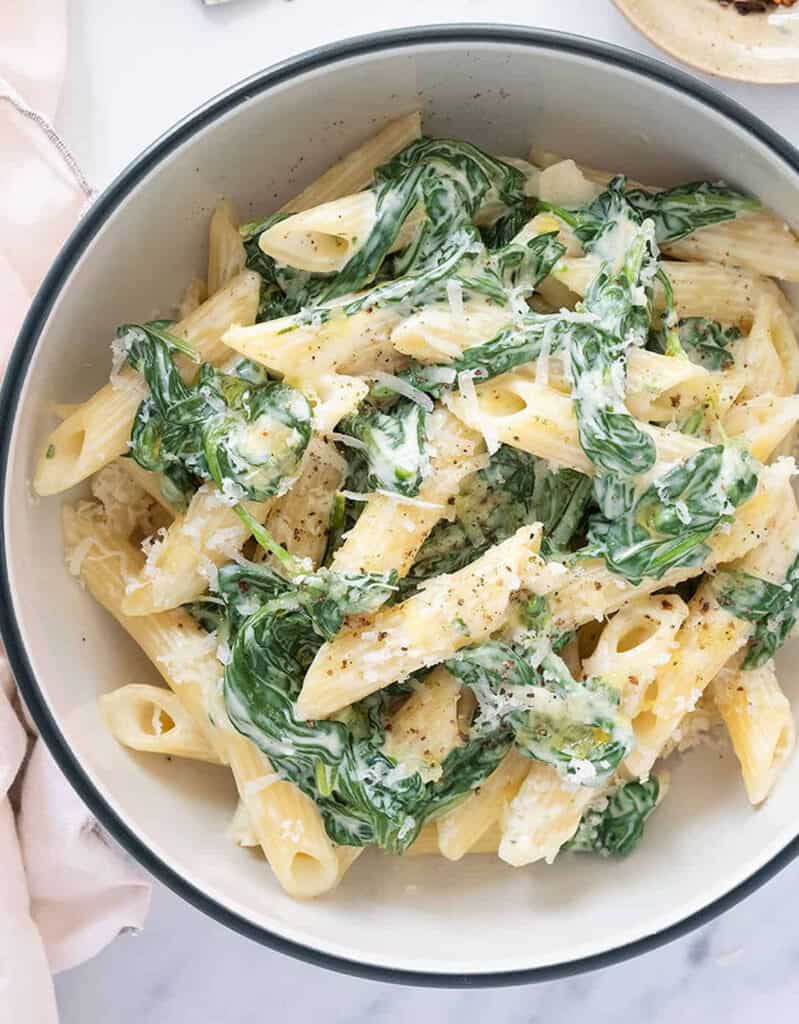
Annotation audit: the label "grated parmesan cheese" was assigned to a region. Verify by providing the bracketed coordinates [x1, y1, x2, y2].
[366, 371, 434, 412]
[446, 278, 465, 328]
[453, 369, 500, 455]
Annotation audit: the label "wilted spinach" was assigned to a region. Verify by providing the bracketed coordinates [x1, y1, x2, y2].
[337, 399, 428, 497]
[121, 320, 312, 506]
[649, 316, 741, 371]
[713, 553, 799, 669]
[565, 777, 660, 856]
[543, 174, 759, 249]
[586, 445, 758, 584]
[446, 620, 633, 786]
[398, 446, 592, 595]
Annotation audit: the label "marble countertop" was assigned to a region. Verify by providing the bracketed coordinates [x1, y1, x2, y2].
[54, 1, 799, 1020]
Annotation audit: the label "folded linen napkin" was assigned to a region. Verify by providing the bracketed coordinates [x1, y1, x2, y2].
[1, 4, 151, 1022]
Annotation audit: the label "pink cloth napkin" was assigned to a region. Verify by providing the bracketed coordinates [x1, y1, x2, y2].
[1, 4, 151, 1021]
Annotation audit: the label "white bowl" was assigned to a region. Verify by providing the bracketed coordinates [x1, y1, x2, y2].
[3, 26, 799, 985]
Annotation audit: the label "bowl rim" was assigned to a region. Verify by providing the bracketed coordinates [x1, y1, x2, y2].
[4, 23, 799, 988]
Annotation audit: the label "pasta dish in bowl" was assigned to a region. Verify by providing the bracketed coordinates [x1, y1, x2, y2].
[6, 27, 799, 982]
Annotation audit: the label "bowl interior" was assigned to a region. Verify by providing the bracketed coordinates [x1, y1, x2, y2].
[6, 32, 799, 979]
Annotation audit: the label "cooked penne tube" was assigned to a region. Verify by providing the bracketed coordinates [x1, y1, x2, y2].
[122, 484, 266, 616]
[395, 303, 722, 424]
[227, 800, 259, 849]
[391, 301, 510, 363]
[100, 683, 223, 763]
[296, 525, 547, 720]
[384, 667, 463, 782]
[499, 767, 596, 867]
[225, 735, 342, 899]
[448, 372, 797, 477]
[34, 271, 261, 496]
[723, 394, 799, 461]
[445, 373, 708, 475]
[221, 304, 405, 387]
[260, 191, 424, 274]
[64, 502, 343, 898]
[279, 112, 422, 216]
[737, 295, 799, 399]
[664, 213, 799, 284]
[114, 459, 178, 518]
[581, 595, 691, 717]
[626, 490, 798, 781]
[263, 437, 346, 565]
[712, 662, 796, 805]
[437, 748, 529, 861]
[331, 407, 486, 576]
[89, 460, 165, 540]
[403, 822, 503, 856]
[177, 277, 208, 320]
[623, 585, 752, 779]
[208, 199, 246, 295]
[553, 256, 792, 330]
[312, 373, 369, 431]
[62, 503, 230, 761]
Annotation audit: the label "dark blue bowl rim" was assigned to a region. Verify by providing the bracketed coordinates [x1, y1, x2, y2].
[3, 24, 799, 988]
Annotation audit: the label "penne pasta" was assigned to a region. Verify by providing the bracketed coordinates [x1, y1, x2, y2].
[626, 489, 799, 782]
[384, 667, 463, 782]
[260, 191, 424, 274]
[208, 199, 247, 296]
[221, 304, 406, 388]
[177, 277, 208, 320]
[713, 662, 796, 805]
[64, 502, 343, 898]
[100, 683, 223, 763]
[445, 373, 708, 476]
[34, 271, 261, 496]
[331, 408, 486, 576]
[437, 748, 529, 861]
[553, 256, 792, 330]
[279, 112, 422, 216]
[263, 437, 346, 565]
[296, 525, 548, 721]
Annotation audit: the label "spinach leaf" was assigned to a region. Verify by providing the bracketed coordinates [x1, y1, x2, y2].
[122, 320, 313, 505]
[570, 229, 658, 477]
[586, 445, 758, 584]
[539, 177, 661, 478]
[546, 174, 759, 248]
[565, 777, 660, 857]
[624, 180, 759, 245]
[337, 399, 428, 497]
[445, 635, 633, 786]
[480, 202, 536, 249]
[400, 446, 592, 595]
[649, 317, 741, 371]
[539, 174, 753, 481]
[713, 553, 799, 669]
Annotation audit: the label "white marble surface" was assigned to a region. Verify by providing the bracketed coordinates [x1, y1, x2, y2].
[53, 0, 799, 1019]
